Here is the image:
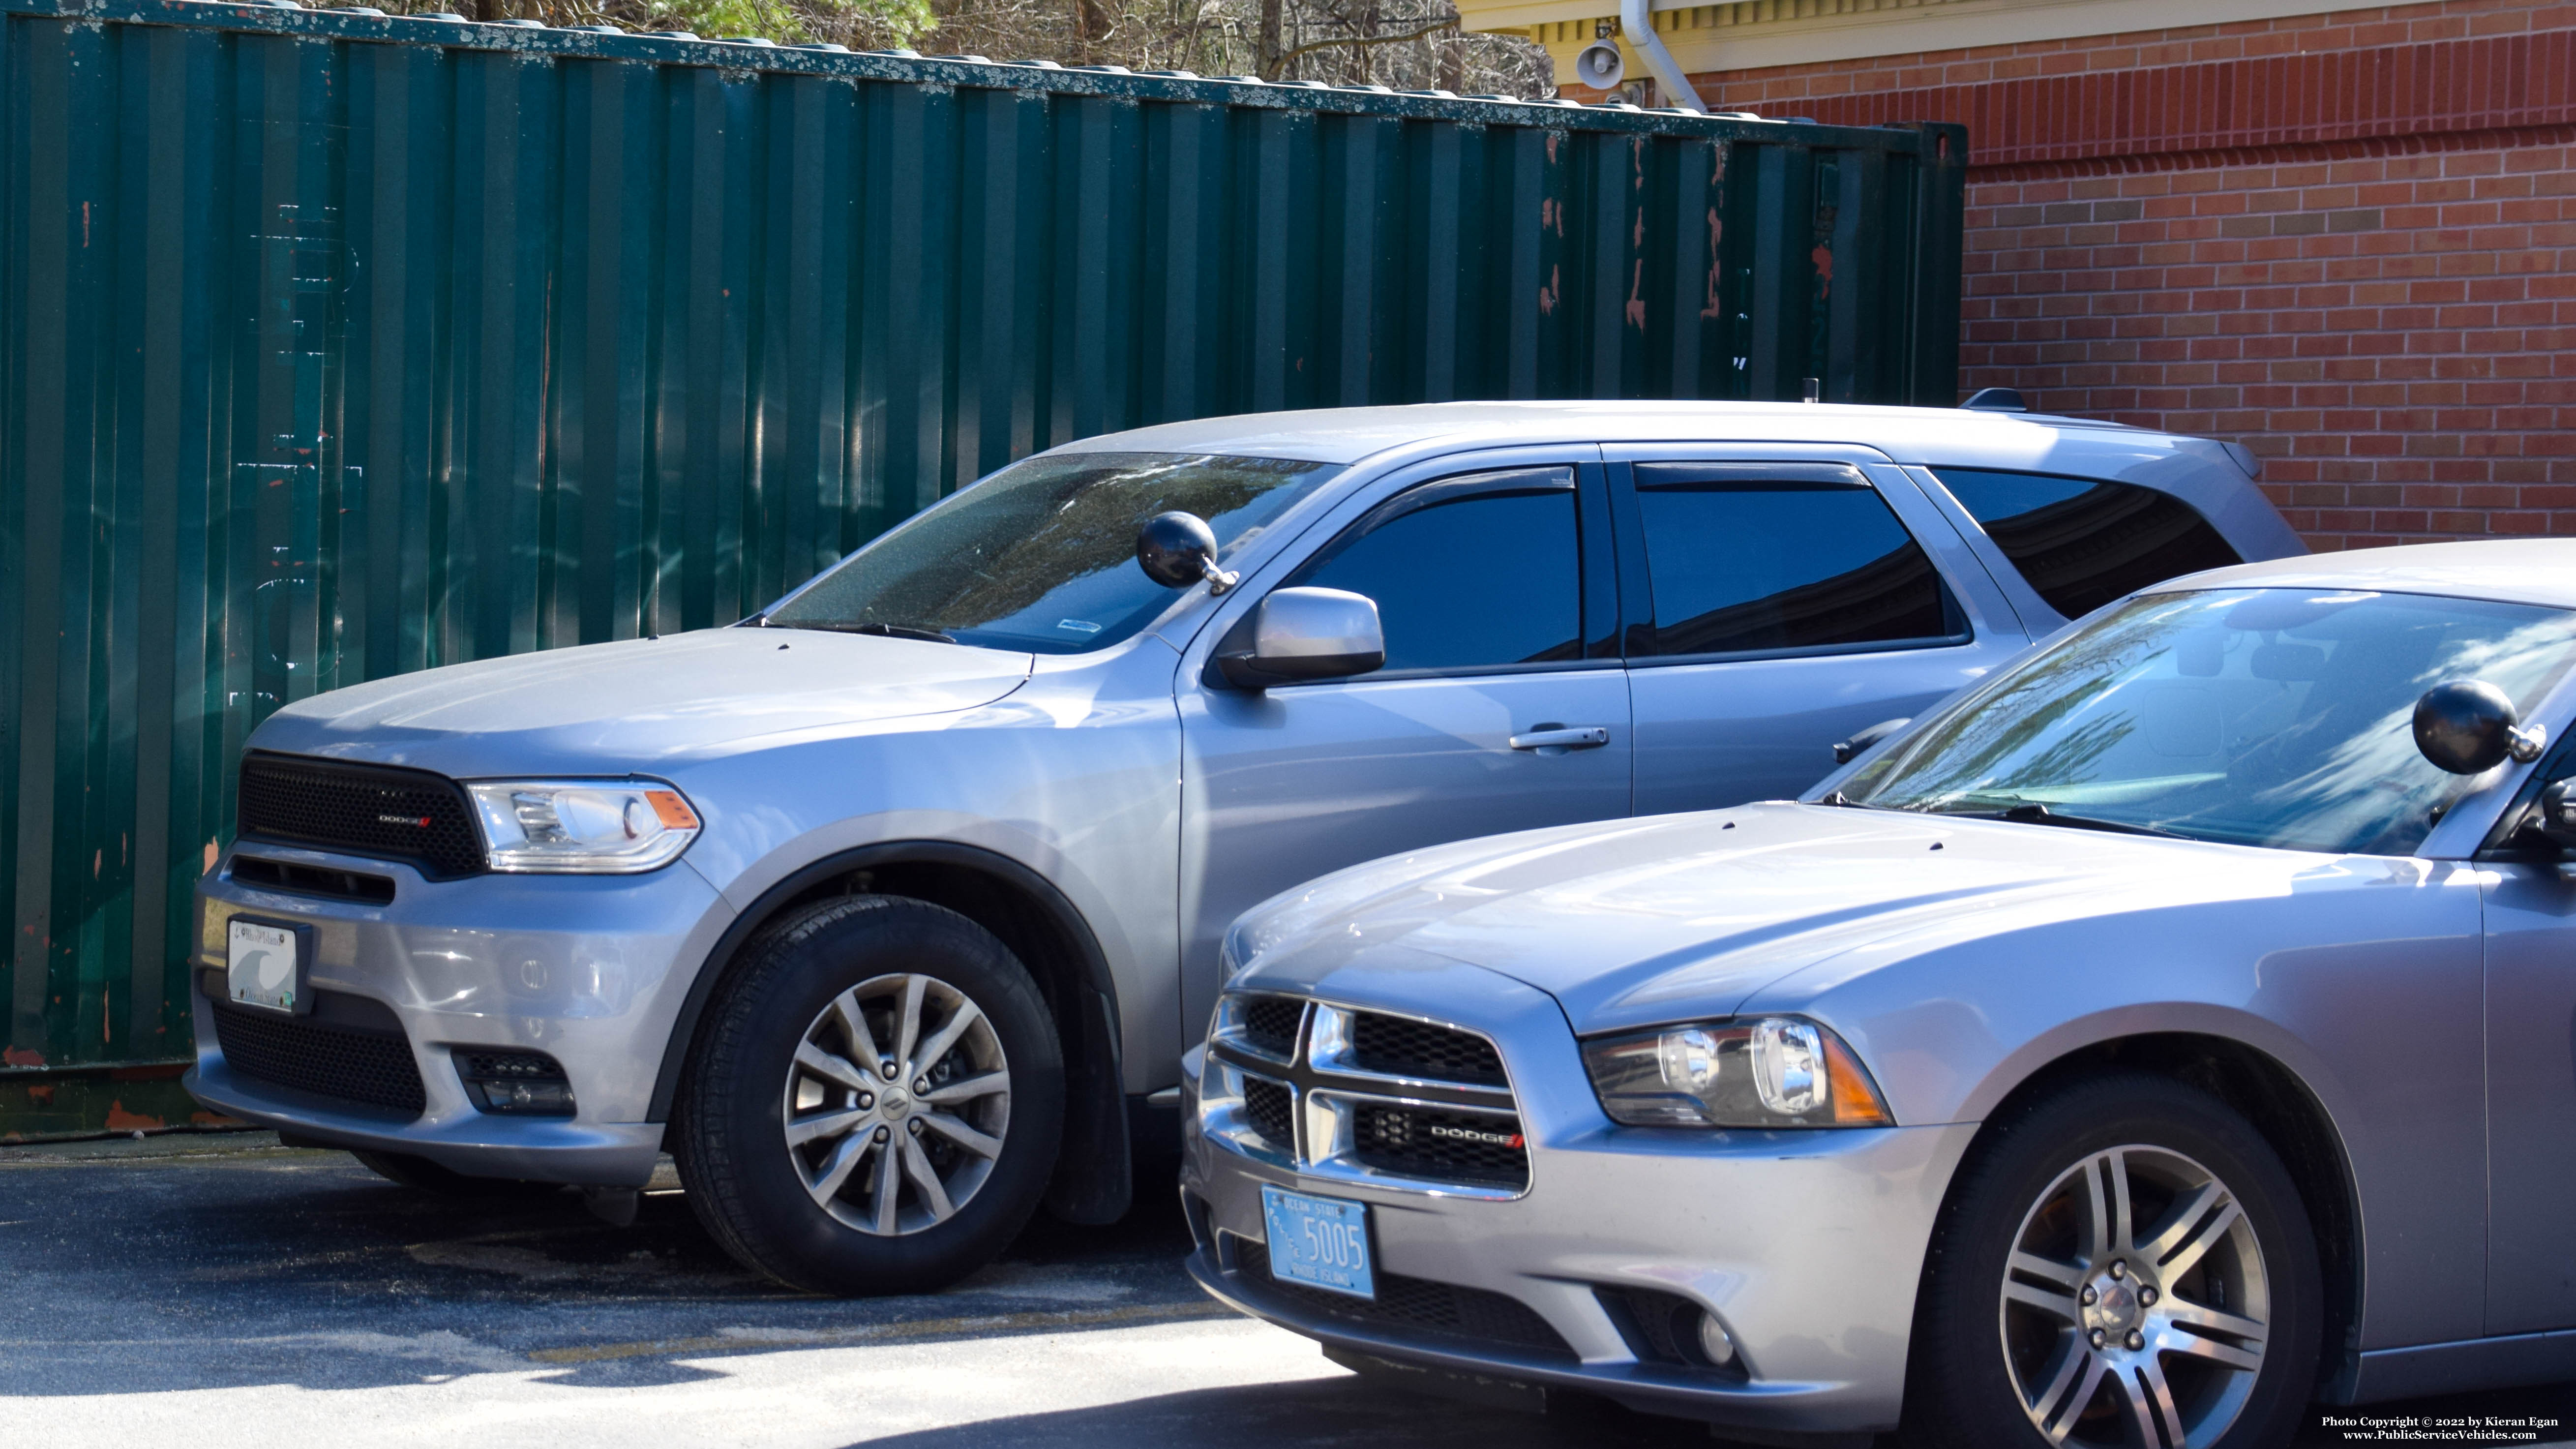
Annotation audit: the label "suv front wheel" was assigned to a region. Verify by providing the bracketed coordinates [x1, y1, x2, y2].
[676, 895, 1064, 1295]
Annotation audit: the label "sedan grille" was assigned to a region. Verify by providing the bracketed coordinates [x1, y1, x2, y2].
[210, 998, 428, 1117]
[1204, 995, 1528, 1196]
[1240, 1075, 1296, 1151]
[1350, 1102, 1528, 1189]
[236, 754, 484, 879]
[1231, 1236, 1574, 1361]
[1348, 1012, 1506, 1087]
[1238, 997, 1303, 1059]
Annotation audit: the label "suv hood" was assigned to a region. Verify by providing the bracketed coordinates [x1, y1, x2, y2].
[1231, 803, 2269, 1035]
[249, 629, 1034, 778]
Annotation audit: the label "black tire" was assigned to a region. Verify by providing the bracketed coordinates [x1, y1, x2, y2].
[1904, 1072, 2322, 1449]
[351, 1149, 564, 1199]
[675, 895, 1064, 1296]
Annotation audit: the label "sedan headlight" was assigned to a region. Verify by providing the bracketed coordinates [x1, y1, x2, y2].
[1582, 1016, 1894, 1128]
[466, 780, 701, 874]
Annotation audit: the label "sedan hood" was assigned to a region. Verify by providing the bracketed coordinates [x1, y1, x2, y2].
[1232, 803, 2264, 1035]
[249, 629, 1033, 778]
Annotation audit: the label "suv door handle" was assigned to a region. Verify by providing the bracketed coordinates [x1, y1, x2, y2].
[1509, 725, 1612, 754]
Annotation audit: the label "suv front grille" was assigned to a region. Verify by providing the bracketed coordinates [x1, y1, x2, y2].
[210, 998, 428, 1116]
[236, 753, 484, 879]
[1240, 1075, 1295, 1150]
[1350, 1101, 1528, 1189]
[1231, 1236, 1574, 1361]
[1349, 1012, 1506, 1087]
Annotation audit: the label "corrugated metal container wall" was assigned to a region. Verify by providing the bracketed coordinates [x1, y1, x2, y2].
[0, 0, 1965, 1083]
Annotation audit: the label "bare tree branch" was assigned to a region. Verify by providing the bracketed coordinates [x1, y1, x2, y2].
[1276, 12, 1450, 61]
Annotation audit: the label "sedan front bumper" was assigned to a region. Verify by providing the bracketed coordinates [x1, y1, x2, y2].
[1175, 969, 1978, 1438]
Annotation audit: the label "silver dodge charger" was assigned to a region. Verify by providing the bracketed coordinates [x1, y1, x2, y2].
[1184, 539, 2576, 1449]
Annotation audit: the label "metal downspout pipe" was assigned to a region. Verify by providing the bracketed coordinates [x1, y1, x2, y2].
[1620, 0, 1707, 112]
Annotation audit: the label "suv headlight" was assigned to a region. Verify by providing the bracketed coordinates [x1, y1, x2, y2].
[1581, 1016, 1894, 1128]
[465, 780, 701, 874]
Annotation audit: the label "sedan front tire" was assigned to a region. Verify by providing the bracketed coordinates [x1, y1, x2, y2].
[1905, 1073, 2322, 1449]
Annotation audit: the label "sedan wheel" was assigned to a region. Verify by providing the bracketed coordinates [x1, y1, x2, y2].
[2000, 1146, 2269, 1448]
[1905, 1073, 2320, 1449]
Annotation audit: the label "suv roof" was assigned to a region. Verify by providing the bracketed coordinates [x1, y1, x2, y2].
[1060, 400, 2187, 468]
[1060, 400, 2300, 585]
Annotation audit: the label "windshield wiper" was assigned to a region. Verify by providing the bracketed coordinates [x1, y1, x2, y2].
[1946, 801, 2184, 839]
[853, 622, 959, 644]
[772, 620, 959, 644]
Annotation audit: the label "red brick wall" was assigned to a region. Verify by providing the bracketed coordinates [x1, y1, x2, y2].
[1663, 0, 2576, 549]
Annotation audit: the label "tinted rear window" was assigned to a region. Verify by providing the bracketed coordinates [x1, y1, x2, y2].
[1630, 463, 1962, 658]
[1932, 469, 2241, 622]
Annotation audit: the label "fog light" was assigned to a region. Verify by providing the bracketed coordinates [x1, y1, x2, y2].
[470, 1078, 575, 1114]
[456, 1049, 575, 1117]
[1696, 1312, 1737, 1368]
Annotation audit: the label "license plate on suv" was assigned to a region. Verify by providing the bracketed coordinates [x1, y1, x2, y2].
[1259, 1184, 1375, 1300]
[227, 917, 306, 1015]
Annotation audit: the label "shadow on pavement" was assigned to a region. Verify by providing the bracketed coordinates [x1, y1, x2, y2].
[0, 1140, 1215, 1397]
[843, 1376, 1719, 1449]
[852, 1371, 2576, 1449]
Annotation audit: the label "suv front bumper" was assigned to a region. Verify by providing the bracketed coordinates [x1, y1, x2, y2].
[186, 842, 734, 1187]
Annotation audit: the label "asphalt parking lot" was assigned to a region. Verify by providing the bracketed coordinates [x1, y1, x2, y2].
[3, 1132, 2572, 1449]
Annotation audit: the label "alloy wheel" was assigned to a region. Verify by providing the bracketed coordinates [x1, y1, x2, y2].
[780, 972, 1012, 1235]
[1999, 1144, 2271, 1448]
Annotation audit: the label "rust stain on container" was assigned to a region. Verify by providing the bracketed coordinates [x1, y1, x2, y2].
[102, 1100, 166, 1132]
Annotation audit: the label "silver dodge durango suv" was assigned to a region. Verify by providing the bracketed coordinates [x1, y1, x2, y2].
[183, 400, 2297, 1293]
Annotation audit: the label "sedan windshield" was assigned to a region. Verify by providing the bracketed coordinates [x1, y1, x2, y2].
[1840, 587, 2576, 855]
[763, 452, 1343, 654]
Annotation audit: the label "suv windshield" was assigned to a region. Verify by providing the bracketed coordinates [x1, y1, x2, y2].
[1839, 587, 2576, 855]
[764, 452, 1342, 654]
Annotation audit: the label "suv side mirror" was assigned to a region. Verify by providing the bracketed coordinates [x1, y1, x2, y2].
[2413, 679, 2547, 774]
[1211, 588, 1386, 689]
[1136, 512, 1238, 596]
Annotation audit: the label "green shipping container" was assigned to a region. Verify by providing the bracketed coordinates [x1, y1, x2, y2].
[0, 0, 1965, 1119]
